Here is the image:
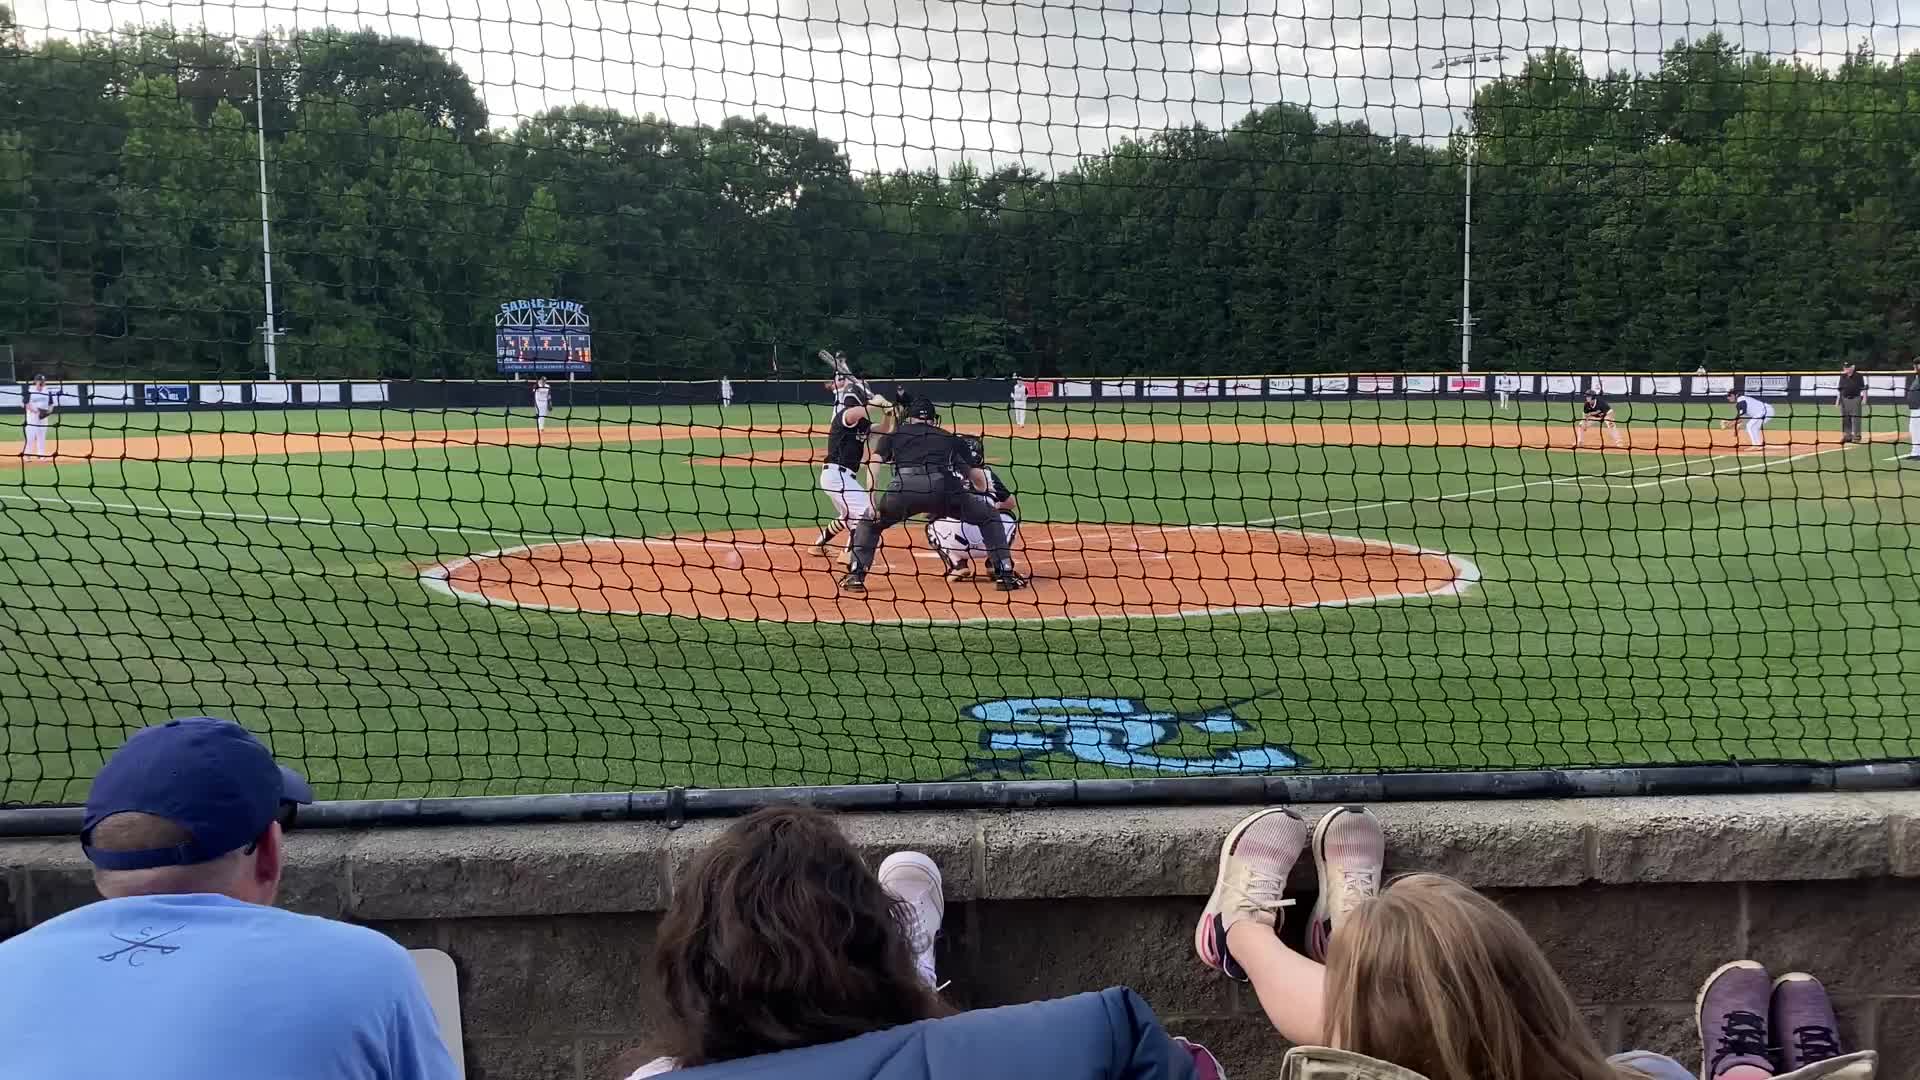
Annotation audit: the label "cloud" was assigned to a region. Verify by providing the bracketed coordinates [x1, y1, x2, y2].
[19, 0, 1916, 171]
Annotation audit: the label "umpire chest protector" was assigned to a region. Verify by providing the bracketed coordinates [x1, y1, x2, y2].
[880, 422, 969, 477]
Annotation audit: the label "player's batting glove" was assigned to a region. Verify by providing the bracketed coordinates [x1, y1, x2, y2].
[867, 394, 893, 409]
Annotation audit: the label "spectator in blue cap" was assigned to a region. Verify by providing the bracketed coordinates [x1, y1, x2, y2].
[0, 717, 459, 1080]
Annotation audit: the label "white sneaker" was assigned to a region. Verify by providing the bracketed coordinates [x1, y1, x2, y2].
[878, 851, 944, 984]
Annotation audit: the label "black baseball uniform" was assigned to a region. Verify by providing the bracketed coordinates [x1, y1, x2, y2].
[1584, 397, 1613, 417]
[844, 419, 1017, 582]
[825, 392, 871, 470]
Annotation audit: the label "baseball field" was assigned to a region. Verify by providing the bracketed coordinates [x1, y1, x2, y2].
[3, 395, 1916, 804]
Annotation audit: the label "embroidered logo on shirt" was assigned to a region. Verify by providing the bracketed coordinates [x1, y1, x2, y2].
[98, 924, 185, 966]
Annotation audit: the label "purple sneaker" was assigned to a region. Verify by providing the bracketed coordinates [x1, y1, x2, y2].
[1698, 961, 1776, 1080]
[1306, 806, 1385, 963]
[1194, 807, 1308, 981]
[1772, 973, 1844, 1071]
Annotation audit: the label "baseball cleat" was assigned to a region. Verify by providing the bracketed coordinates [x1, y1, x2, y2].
[994, 571, 1029, 592]
[837, 573, 866, 593]
[945, 561, 974, 581]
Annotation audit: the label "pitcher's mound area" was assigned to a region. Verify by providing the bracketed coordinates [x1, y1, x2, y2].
[422, 524, 1475, 624]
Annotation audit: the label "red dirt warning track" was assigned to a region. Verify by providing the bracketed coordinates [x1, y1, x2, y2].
[420, 523, 1475, 624]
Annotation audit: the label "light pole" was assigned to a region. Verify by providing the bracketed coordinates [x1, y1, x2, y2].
[1432, 50, 1506, 375]
[254, 38, 280, 380]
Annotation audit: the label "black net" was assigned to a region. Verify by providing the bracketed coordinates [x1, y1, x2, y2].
[1, 5, 1917, 804]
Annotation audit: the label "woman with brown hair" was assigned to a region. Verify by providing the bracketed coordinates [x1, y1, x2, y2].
[620, 807, 950, 1078]
[1194, 806, 1871, 1080]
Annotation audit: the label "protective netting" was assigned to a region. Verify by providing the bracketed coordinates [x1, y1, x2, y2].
[2, 3, 1917, 804]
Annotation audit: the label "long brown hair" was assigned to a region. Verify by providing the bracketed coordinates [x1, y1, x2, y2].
[1324, 874, 1633, 1080]
[651, 807, 952, 1067]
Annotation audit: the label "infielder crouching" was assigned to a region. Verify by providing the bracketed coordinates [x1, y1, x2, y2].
[926, 436, 1017, 580]
[1724, 389, 1775, 448]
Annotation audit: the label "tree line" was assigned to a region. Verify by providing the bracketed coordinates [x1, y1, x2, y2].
[1, 15, 1914, 380]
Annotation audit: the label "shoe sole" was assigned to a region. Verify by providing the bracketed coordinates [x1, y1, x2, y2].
[1697, 959, 1767, 1080]
[1308, 805, 1357, 960]
[877, 850, 946, 929]
[1193, 807, 1298, 973]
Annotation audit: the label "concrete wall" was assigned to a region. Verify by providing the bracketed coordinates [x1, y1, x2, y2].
[4, 792, 1918, 1080]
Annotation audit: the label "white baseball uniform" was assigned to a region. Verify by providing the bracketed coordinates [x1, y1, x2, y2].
[1010, 381, 1028, 428]
[928, 468, 1018, 568]
[719, 378, 733, 408]
[22, 385, 52, 457]
[1733, 395, 1775, 446]
[532, 383, 552, 432]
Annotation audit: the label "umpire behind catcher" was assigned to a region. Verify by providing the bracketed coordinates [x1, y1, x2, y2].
[841, 391, 1028, 593]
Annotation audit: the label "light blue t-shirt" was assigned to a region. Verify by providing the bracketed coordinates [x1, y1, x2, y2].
[0, 893, 459, 1080]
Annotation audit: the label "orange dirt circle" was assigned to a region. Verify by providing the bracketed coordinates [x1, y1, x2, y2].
[421, 523, 1475, 624]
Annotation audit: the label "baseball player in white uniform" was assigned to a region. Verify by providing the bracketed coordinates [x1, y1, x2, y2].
[21, 374, 54, 458]
[1725, 390, 1776, 448]
[531, 378, 552, 434]
[927, 436, 1018, 580]
[1010, 377, 1028, 428]
[809, 376, 891, 557]
[719, 377, 734, 409]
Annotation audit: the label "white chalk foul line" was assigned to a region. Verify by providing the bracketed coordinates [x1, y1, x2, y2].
[1210, 447, 1849, 528]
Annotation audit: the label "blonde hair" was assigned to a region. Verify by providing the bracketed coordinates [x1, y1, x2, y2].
[1324, 874, 1633, 1080]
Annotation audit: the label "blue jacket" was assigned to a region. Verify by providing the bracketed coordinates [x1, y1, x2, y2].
[667, 988, 1198, 1080]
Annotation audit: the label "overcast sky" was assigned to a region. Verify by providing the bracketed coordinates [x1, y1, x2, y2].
[16, 0, 1917, 172]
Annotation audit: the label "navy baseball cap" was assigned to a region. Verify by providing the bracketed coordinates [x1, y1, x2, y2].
[82, 717, 313, 871]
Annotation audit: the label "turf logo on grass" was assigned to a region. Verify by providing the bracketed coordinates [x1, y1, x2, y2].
[961, 696, 1303, 778]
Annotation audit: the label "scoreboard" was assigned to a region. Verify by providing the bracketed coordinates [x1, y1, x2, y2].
[496, 298, 591, 374]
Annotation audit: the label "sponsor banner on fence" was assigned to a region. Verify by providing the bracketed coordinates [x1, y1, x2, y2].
[0, 387, 18, 408]
[1356, 375, 1394, 394]
[1268, 377, 1306, 395]
[1447, 375, 1487, 393]
[1745, 375, 1791, 397]
[1692, 376, 1735, 396]
[1060, 380, 1094, 397]
[1021, 379, 1056, 399]
[1224, 377, 1263, 396]
[1867, 375, 1904, 396]
[350, 383, 391, 404]
[1313, 376, 1350, 394]
[1640, 376, 1685, 396]
[199, 384, 242, 404]
[299, 382, 342, 404]
[1403, 375, 1438, 393]
[1143, 379, 1179, 397]
[1493, 374, 1535, 393]
[1544, 375, 1582, 395]
[1182, 379, 1217, 397]
[89, 384, 133, 406]
[144, 384, 191, 405]
[252, 382, 291, 404]
[1799, 375, 1838, 397]
[1593, 375, 1632, 395]
[1099, 380, 1136, 397]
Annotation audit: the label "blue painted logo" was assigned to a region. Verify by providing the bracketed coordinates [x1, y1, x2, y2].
[962, 697, 1303, 778]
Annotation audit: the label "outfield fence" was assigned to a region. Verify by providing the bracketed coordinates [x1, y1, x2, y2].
[3, 1, 1919, 815]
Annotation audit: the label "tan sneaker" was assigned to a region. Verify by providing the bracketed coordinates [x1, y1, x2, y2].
[1194, 807, 1308, 980]
[1307, 806, 1385, 962]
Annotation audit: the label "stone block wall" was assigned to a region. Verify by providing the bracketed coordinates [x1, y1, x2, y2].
[4, 792, 1919, 1079]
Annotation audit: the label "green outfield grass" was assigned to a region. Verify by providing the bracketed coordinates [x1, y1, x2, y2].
[3, 398, 1917, 804]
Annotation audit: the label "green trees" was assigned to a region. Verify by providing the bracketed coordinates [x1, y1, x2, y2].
[0, 24, 1914, 379]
